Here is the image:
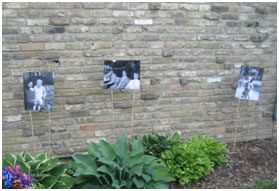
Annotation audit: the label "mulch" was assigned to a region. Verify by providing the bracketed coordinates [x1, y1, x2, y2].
[169, 137, 277, 189]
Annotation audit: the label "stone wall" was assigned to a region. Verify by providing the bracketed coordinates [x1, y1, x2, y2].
[2, 2, 277, 157]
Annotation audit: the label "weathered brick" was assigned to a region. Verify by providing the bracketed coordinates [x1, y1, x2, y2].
[80, 124, 100, 130]
[49, 17, 70, 26]
[27, 19, 49, 26]
[21, 44, 44, 51]
[211, 6, 229, 13]
[45, 43, 65, 50]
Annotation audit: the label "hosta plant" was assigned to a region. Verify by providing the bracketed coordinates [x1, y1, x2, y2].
[186, 136, 229, 164]
[141, 132, 181, 158]
[161, 142, 214, 185]
[73, 135, 175, 189]
[2, 151, 74, 189]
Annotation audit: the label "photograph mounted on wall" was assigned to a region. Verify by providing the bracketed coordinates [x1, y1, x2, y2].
[104, 60, 140, 90]
[23, 72, 55, 110]
[235, 65, 264, 101]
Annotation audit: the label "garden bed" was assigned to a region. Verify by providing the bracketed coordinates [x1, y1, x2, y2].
[169, 137, 277, 189]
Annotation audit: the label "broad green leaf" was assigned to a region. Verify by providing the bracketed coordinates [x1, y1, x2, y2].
[35, 153, 47, 161]
[74, 175, 90, 184]
[88, 142, 101, 158]
[153, 182, 168, 189]
[40, 175, 57, 189]
[112, 179, 120, 189]
[73, 154, 97, 169]
[131, 139, 144, 152]
[141, 173, 151, 183]
[114, 135, 129, 158]
[2, 159, 13, 168]
[97, 165, 114, 180]
[48, 163, 66, 178]
[126, 155, 143, 168]
[4, 153, 16, 167]
[142, 155, 156, 165]
[132, 176, 145, 188]
[129, 164, 143, 178]
[24, 152, 35, 163]
[52, 181, 68, 189]
[152, 168, 175, 182]
[81, 183, 102, 189]
[56, 175, 74, 188]
[99, 140, 116, 160]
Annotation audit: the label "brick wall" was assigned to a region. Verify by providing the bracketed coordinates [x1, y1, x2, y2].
[2, 2, 277, 157]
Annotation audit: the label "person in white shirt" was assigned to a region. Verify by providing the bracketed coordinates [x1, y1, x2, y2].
[125, 72, 140, 90]
[33, 79, 46, 110]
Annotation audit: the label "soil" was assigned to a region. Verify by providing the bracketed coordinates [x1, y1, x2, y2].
[169, 137, 277, 189]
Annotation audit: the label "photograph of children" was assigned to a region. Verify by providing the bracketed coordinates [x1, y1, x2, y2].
[235, 65, 264, 101]
[104, 60, 140, 90]
[23, 72, 55, 110]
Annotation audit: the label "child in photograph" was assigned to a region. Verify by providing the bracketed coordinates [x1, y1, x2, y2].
[33, 79, 46, 110]
[117, 70, 130, 89]
[242, 77, 254, 99]
[125, 72, 140, 90]
[25, 81, 35, 110]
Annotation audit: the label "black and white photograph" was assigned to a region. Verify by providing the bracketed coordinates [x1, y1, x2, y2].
[235, 65, 264, 101]
[104, 60, 140, 90]
[23, 72, 55, 110]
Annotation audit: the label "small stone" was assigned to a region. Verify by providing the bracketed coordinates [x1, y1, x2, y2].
[162, 49, 173, 57]
[244, 21, 259, 27]
[211, 6, 229, 13]
[134, 19, 153, 25]
[150, 79, 160, 85]
[34, 129, 47, 136]
[179, 79, 189, 85]
[53, 147, 74, 155]
[49, 17, 70, 26]
[112, 27, 123, 34]
[148, 3, 161, 10]
[226, 21, 242, 27]
[222, 14, 239, 20]
[250, 34, 268, 42]
[70, 111, 89, 118]
[114, 101, 132, 109]
[48, 27, 65, 34]
[204, 13, 219, 20]
[255, 7, 268, 14]
[22, 128, 32, 137]
[141, 93, 159, 100]
[80, 25, 89, 33]
[207, 77, 223, 83]
[216, 56, 225, 64]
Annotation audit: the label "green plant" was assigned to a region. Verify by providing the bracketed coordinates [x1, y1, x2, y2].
[73, 135, 175, 189]
[65, 160, 77, 177]
[186, 136, 229, 164]
[161, 142, 214, 185]
[141, 132, 181, 158]
[251, 179, 277, 189]
[2, 151, 74, 189]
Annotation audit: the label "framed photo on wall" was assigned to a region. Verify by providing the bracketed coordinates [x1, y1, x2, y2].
[23, 72, 55, 110]
[235, 65, 264, 101]
[104, 60, 140, 90]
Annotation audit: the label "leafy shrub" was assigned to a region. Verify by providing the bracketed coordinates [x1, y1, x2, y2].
[141, 132, 180, 158]
[185, 136, 229, 164]
[73, 135, 175, 189]
[161, 142, 214, 185]
[2, 151, 74, 189]
[161, 136, 229, 185]
[2, 165, 34, 189]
